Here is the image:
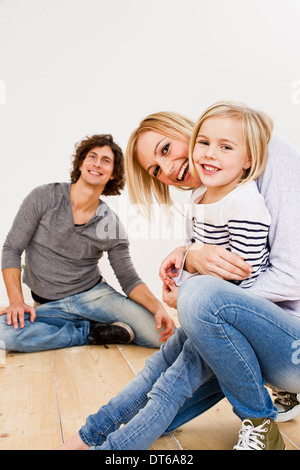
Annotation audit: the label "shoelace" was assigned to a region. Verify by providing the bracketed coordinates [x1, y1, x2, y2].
[233, 419, 270, 450]
[270, 386, 292, 407]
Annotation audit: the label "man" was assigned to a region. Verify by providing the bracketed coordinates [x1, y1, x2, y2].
[0, 134, 174, 352]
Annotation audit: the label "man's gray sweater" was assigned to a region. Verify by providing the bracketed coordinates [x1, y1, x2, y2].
[1, 182, 143, 300]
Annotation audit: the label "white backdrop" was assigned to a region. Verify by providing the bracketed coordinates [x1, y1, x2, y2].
[1, 0, 300, 304]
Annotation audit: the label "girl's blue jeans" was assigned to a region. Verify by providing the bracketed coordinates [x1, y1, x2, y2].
[0, 281, 162, 351]
[79, 276, 300, 450]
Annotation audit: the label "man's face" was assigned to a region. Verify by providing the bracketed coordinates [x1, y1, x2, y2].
[79, 146, 114, 188]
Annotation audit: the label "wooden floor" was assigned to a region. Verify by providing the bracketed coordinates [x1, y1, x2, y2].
[0, 311, 299, 450]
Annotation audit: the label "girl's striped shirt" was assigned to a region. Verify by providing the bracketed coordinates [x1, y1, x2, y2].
[182, 181, 271, 288]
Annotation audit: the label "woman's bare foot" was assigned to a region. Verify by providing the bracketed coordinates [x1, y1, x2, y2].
[57, 432, 89, 450]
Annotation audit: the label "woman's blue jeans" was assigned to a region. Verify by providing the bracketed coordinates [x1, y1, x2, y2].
[79, 327, 223, 450]
[79, 276, 300, 450]
[0, 281, 162, 351]
[178, 276, 300, 420]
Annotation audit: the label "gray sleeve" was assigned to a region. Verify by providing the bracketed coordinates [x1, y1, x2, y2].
[105, 215, 143, 296]
[107, 241, 143, 296]
[248, 188, 300, 303]
[250, 135, 300, 302]
[1, 185, 49, 270]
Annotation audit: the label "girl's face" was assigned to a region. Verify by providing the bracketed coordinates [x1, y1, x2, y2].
[192, 116, 251, 196]
[136, 131, 201, 188]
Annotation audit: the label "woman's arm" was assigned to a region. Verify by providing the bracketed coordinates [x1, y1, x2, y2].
[248, 189, 300, 302]
[249, 135, 300, 303]
[184, 243, 253, 280]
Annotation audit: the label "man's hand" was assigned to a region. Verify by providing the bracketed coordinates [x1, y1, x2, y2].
[0, 303, 36, 329]
[154, 303, 175, 342]
[128, 283, 175, 342]
[185, 244, 253, 280]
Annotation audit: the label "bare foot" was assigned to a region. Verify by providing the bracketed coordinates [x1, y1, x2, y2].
[57, 432, 89, 450]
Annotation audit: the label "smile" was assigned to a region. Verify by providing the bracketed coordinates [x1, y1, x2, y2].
[88, 170, 102, 176]
[201, 164, 220, 173]
[177, 160, 189, 181]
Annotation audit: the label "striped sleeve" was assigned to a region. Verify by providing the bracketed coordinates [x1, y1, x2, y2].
[226, 187, 271, 288]
[228, 219, 270, 287]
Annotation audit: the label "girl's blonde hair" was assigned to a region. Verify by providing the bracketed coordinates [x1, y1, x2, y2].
[125, 111, 195, 218]
[189, 101, 274, 185]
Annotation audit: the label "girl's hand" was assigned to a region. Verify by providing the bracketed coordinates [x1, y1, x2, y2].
[162, 282, 179, 309]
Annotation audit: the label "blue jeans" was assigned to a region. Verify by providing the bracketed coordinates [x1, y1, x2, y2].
[79, 276, 300, 450]
[178, 276, 300, 420]
[0, 281, 162, 352]
[79, 327, 223, 450]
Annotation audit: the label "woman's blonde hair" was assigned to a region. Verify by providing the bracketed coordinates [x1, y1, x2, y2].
[189, 101, 274, 185]
[125, 111, 195, 218]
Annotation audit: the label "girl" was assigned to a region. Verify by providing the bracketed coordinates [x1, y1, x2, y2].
[162, 101, 272, 290]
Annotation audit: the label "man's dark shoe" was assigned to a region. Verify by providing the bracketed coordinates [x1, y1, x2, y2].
[88, 321, 135, 346]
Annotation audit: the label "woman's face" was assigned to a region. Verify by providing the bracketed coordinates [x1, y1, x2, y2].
[136, 131, 201, 188]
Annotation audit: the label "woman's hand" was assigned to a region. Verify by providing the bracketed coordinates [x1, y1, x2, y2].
[159, 245, 187, 284]
[185, 244, 253, 281]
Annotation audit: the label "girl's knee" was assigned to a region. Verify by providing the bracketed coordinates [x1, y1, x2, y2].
[177, 276, 225, 328]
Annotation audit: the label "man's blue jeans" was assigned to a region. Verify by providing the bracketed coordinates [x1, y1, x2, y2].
[78, 276, 300, 450]
[0, 281, 162, 351]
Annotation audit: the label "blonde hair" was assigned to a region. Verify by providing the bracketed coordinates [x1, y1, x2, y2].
[189, 101, 274, 185]
[125, 111, 195, 218]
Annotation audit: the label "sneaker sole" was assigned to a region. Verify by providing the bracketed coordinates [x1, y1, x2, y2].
[275, 395, 300, 423]
[275, 405, 300, 423]
[112, 322, 135, 343]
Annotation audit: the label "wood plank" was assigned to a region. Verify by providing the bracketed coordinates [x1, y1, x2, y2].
[52, 344, 180, 450]
[278, 417, 300, 450]
[117, 343, 157, 375]
[0, 351, 61, 450]
[1, 329, 298, 450]
[52, 344, 142, 444]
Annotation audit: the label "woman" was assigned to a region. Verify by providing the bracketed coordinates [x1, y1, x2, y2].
[61, 109, 300, 450]
[126, 109, 300, 445]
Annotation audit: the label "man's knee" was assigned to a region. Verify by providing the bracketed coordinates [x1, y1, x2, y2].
[0, 318, 16, 351]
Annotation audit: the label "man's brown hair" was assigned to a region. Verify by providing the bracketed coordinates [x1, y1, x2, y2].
[70, 134, 125, 196]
